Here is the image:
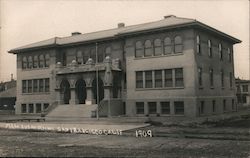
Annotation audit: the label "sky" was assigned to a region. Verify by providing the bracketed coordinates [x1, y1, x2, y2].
[0, 0, 249, 82]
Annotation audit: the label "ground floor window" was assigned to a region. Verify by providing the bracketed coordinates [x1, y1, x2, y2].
[174, 101, 184, 115]
[200, 101, 204, 114]
[44, 103, 49, 110]
[28, 104, 34, 113]
[212, 100, 216, 113]
[161, 102, 170, 114]
[148, 102, 157, 114]
[21, 104, 26, 113]
[223, 99, 226, 112]
[232, 99, 235, 111]
[36, 103, 42, 113]
[136, 102, 144, 114]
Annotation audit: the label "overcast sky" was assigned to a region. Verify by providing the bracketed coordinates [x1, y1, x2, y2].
[0, 0, 249, 82]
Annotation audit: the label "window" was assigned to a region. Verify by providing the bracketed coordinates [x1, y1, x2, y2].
[90, 49, 96, 62]
[39, 79, 44, 92]
[198, 67, 202, 87]
[221, 70, 224, 88]
[29, 104, 34, 113]
[33, 56, 38, 68]
[97, 50, 104, 63]
[212, 100, 216, 113]
[21, 104, 27, 113]
[175, 68, 184, 87]
[228, 48, 232, 62]
[209, 68, 214, 87]
[165, 69, 173, 87]
[36, 103, 42, 113]
[219, 44, 223, 60]
[135, 41, 143, 58]
[148, 102, 157, 114]
[161, 102, 170, 114]
[22, 80, 27, 93]
[136, 102, 144, 114]
[45, 78, 50, 92]
[22, 56, 27, 69]
[45, 54, 50, 67]
[145, 71, 153, 88]
[28, 80, 32, 93]
[154, 39, 162, 56]
[200, 101, 204, 114]
[136, 71, 143, 88]
[174, 36, 182, 53]
[62, 52, 67, 66]
[39, 54, 45, 68]
[208, 40, 212, 57]
[105, 47, 111, 57]
[230, 72, 233, 88]
[232, 99, 235, 111]
[242, 85, 248, 92]
[33, 79, 38, 92]
[196, 35, 201, 54]
[144, 40, 153, 57]
[155, 70, 162, 88]
[223, 99, 226, 112]
[174, 101, 184, 115]
[83, 51, 89, 64]
[164, 37, 172, 54]
[44, 103, 49, 110]
[76, 51, 83, 64]
[28, 56, 33, 69]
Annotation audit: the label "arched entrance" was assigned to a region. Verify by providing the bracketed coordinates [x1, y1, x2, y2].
[92, 78, 104, 104]
[60, 79, 70, 104]
[75, 79, 87, 104]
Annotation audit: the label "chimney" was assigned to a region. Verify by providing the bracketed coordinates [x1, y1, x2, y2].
[71, 32, 82, 36]
[164, 15, 176, 19]
[118, 23, 125, 28]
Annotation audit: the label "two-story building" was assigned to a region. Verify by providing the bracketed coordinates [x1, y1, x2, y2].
[9, 15, 241, 117]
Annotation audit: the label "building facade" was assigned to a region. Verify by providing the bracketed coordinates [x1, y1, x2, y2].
[9, 15, 241, 117]
[236, 79, 250, 106]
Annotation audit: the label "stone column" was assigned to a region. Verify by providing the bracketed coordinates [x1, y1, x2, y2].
[69, 88, 78, 105]
[56, 90, 63, 104]
[85, 86, 95, 105]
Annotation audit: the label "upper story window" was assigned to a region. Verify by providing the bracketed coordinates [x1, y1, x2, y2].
[174, 36, 182, 53]
[76, 50, 83, 64]
[209, 68, 214, 87]
[175, 68, 184, 87]
[22, 56, 27, 69]
[221, 70, 224, 88]
[198, 67, 202, 87]
[228, 48, 232, 62]
[90, 48, 96, 62]
[136, 71, 143, 88]
[165, 69, 173, 87]
[135, 41, 143, 58]
[33, 56, 38, 68]
[154, 39, 162, 56]
[208, 40, 212, 57]
[45, 54, 50, 67]
[62, 52, 67, 66]
[229, 72, 233, 88]
[105, 47, 111, 57]
[196, 35, 201, 54]
[144, 40, 153, 57]
[39, 54, 45, 68]
[155, 70, 163, 88]
[219, 43, 223, 60]
[97, 49, 104, 63]
[242, 85, 248, 92]
[28, 56, 33, 69]
[145, 71, 153, 88]
[83, 51, 89, 64]
[164, 37, 172, 54]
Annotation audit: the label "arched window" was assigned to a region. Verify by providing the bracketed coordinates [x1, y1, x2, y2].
[164, 37, 172, 54]
[45, 54, 50, 67]
[105, 47, 111, 57]
[33, 55, 38, 68]
[39, 54, 44, 68]
[135, 41, 143, 58]
[22, 56, 27, 69]
[76, 50, 83, 64]
[28, 56, 33, 69]
[144, 40, 153, 57]
[174, 36, 182, 53]
[83, 51, 89, 64]
[154, 39, 162, 56]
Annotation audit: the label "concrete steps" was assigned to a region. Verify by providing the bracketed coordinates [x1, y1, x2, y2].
[46, 104, 97, 118]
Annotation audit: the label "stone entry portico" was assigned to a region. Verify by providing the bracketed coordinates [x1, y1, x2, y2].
[55, 57, 121, 105]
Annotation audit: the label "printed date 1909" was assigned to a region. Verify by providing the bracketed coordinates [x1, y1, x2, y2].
[135, 130, 152, 137]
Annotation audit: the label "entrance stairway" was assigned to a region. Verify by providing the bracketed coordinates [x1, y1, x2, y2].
[46, 104, 97, 118]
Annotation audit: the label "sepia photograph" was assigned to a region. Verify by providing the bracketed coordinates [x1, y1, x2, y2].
[0, 0, 249, 157]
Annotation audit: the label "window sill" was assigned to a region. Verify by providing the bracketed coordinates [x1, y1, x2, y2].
[135, 87, 184, 91]
[22, 67, 50, 71]
[134, 52, 183, 60]
[22, 92, 50, 95]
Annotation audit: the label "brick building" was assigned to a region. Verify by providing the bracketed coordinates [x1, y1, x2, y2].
[9, 15, 241, 117]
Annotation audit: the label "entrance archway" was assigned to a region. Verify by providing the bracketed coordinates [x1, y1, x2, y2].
[60, 79, 70, 104]
[92, 78, 104, 104]
[75, 79, 87, 104]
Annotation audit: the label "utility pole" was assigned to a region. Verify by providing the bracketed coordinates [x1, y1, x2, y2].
[95, 42, 99, 120]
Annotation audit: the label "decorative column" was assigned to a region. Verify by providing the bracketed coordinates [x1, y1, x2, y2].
[85, 86, 95, 105]
[103, 56, 113, 100]
[69, 88, 78, 105]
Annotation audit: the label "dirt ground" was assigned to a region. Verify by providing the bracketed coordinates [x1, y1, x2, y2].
[0, 129, 250, 157]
